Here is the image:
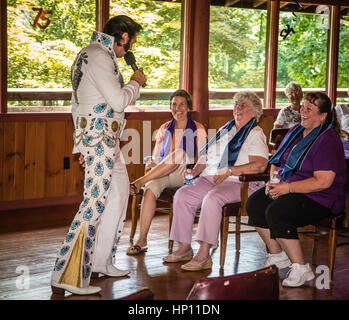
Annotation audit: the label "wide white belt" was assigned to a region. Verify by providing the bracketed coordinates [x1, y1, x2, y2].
[74, 115, 126, 148]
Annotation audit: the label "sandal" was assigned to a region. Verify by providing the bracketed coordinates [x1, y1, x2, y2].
[126, 245, 148, 256]
[129, 183, 141, 196]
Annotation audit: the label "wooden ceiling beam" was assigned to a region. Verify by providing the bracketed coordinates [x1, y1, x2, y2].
[280, 2, 290, 9]
[285, 0, 349, 6]
[224, 0, 240, 6]
[253, 1, 267, 8]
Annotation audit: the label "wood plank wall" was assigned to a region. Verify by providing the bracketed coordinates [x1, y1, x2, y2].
[0, 113, 277, 204]
[0, 120, 83, 201]
[0, 112, 276, 233]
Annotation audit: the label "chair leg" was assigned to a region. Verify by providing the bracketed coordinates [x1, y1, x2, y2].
[130, 195, 141, 244]
[240, 182, 249, 217]
[311, 238, 318, 266]
[220, 216, 229, 268]
[235, 212, 241, 252]
[345, 194, 349, 228]
[168, 204, 174, 253]
[328, 228, 337, 282]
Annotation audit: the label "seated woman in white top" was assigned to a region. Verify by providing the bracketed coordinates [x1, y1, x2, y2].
[274, 81, 303, 129]
[163, 91, 269, 271]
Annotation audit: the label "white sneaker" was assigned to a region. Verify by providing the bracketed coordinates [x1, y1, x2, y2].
[51, 281, 101, 295]
[282, 263, 315, 287]
[93, 264, 130, 277]
[264, 251, 291, 269]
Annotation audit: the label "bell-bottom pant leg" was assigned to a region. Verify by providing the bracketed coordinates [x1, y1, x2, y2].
[93, 142, 129, 269]
[51, 134, 117, 288]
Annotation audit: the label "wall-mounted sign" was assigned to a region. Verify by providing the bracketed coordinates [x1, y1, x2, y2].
[32, 7, 52, 30]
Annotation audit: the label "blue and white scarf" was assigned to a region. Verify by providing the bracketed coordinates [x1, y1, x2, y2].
[200, 118, 257, 168]
[269, 122, 332, 180]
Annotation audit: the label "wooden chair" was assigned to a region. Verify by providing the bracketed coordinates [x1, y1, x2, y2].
[130, 157, 198, 252]
[131, 175, 264, 264]
[218, 128, 286, 267]
[220, 127, 349, 279]
[219, 171, 269, 268]
[309, 213, 345, 283]
[129, 128, 287, 263]
[186, 265, 279, 300]
[268, 128, 289, 154]
[234, 155, 348, 284]
[306, 160, 349, 283]
[130, 186, 178, 253]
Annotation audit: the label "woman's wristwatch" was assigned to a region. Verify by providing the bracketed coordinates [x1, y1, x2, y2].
[228, 167, 233, 176]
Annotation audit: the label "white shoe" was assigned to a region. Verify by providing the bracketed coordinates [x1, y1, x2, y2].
[264, 251, 292, 269]
[282, 263, 315, 287]
[92, 264, 130, 278]
[51, 281, 101, 295]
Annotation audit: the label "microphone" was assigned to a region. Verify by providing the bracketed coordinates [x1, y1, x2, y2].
[124, 52, 146, 88]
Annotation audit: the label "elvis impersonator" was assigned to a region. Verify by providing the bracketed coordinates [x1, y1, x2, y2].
[51, 15, 147, 295]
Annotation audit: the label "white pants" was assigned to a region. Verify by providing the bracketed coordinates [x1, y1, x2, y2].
[93, 146, 129, 269]
[51, 136, 129, 288]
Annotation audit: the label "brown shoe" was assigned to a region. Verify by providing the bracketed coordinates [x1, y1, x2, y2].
[163, 248, 193, 263]
[181, 256, 212, 271]
[126, 244, 148, 256]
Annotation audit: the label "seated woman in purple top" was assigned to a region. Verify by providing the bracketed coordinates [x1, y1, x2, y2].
[246, 92, 347, 288]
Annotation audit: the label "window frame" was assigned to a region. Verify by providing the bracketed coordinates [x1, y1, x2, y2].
[0, 0, 346, 118]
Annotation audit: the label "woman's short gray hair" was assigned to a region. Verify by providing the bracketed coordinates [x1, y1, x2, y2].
[232, 91, 263, 121]
[285, 81, 303, 97]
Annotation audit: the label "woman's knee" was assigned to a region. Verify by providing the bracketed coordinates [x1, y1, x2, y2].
[201, 191, 223, 211]
[264, 200, 293, 234]
[143, 181, 161, 199]
[173, 186, 187, 204]
[246, 187, 267, 218]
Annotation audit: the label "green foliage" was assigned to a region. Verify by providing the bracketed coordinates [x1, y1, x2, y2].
[110, 0, 181, 89]
[277, 13, 328, 88]
[338, 21, 349, 88]
[277, 13, 348, 89]
[7, 0, 95, 88]
[7, 1, 349, 92]
[209, 7, 267, 89]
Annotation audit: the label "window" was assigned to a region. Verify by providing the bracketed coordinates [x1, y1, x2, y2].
[7, 0, 96, 112]
[110, 0, 182, 112]
[276, 9, 328, 108]
[209, 5, 267, 109]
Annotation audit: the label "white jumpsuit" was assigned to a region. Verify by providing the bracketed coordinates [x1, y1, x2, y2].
[51, 31, 140, 288]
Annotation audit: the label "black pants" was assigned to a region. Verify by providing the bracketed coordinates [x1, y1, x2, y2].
[246, 187, 332, 239]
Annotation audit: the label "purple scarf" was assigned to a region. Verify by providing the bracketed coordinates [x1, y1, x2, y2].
[160, 117, 198, 161]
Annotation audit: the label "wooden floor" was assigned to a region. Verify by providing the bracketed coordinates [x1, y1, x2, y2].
[1, 215, 349, 301]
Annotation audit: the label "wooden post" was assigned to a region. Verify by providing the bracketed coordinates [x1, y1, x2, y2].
[327, 5, 340, 105]
[182, 0, 209, 130]
[265, 0, 279, 109]
[0, 0, 7, 114]
[182, 0, 193, 93]
[96, 0, 110, 32]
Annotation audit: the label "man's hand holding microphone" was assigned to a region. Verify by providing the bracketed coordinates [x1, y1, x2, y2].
[131, 68, 146, 87]
[125, 51, 147, 87]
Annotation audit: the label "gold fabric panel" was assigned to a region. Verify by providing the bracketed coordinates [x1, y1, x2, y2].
[59, 224, 85, 287]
